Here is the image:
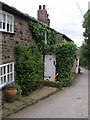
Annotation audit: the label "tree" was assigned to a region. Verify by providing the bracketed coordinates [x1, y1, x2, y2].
[82, 9, 90, 69]
[79, 43, 88, 67]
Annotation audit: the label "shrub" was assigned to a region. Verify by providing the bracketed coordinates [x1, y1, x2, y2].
[56, 42, 77, 87]
[15, 44, 44, 96]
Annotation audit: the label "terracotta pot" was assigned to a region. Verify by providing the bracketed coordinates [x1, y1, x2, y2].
[5, 89, 17, 103]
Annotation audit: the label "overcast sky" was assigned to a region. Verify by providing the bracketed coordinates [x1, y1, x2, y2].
[1, 0, 89, 46]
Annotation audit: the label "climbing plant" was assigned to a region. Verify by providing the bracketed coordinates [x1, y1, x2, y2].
[29, 20, 57, 52]
[29, 19, 77, 86]
[15, 19, 77, 96]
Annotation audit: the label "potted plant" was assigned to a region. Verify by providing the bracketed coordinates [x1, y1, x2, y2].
[4, 83, 17, 103]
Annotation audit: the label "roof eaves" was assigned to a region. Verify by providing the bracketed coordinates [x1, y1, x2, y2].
[62, 34, 73, 42]
[1, 1, 36, 21]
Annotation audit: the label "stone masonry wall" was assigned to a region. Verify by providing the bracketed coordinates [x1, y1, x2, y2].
[2, 15, 35, 64]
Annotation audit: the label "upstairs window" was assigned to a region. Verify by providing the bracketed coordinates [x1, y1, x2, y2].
[0, 10, 14, 33]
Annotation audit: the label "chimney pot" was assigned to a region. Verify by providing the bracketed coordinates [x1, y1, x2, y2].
[43, 5, 46, 9]
[39, 5, 42, 9]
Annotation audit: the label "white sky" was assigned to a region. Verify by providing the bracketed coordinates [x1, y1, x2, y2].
[1, 0, 89, 46]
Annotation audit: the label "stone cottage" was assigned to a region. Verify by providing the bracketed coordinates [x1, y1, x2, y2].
[0, 2, 73, 88]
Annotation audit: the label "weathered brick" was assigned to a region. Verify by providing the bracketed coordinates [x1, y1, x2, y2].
[2, 14, 35, 64]
[37, 5, 50, 26]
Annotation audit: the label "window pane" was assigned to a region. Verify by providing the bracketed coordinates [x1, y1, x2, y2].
[0, 67, 1, 76]
[7, 73, 13, 82]
[1, 66, 6, 75]
[9, 73, 13, 81]
[1, 77, 4, 84]
[3, 22, 5, 29]
[7, 74, 11, 82]
[7, 23, 9, 31]
[7, 64, 13, 73]
[7, 74, 9, 82]
[7, 15, 9, 23]
[4, 76, 6, 83]
[7, 65, 9, 73]
[0, 14, 2, 21]
[10, 64, 12, 72]
[0, 77, 1, 85]
[10, 16, 12, 24]
[10, 25, 12, 32]
[11, 73, 13, 81]
[0, 22, 2, 28]
[3, 14, 5, 22]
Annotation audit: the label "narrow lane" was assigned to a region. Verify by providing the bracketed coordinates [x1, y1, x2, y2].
[9, 68, 88, 118]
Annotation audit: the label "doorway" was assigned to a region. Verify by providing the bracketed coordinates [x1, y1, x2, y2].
[44, 54, 56, 81]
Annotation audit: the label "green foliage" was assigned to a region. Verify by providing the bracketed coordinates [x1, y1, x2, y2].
[29, 19, 76, 87]
[83, 10, 90, 41]
[5, 83, 17, 89]
[44, 42, 76, 87]
[15, 44, 44, 95]
[16, 84, 22, 95]
[5, 83, 22, 95]
[14, 18, 76, 97]
[56, 42, 77, 87]
[44, 44, 57, 54]
[29, 20, 57, 53]
[82, 10, 90, 69]
[79, 43, 88, 68]
[43, 80, 62, 89]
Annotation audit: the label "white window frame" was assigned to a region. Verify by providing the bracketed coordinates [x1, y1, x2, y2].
[0, 62, 14, 89]
[0, 10, 14, 33]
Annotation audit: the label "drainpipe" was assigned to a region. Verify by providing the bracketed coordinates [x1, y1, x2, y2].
[45, 31, 47, 44]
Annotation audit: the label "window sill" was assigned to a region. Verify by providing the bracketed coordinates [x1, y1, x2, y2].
[0, 31, 15, 35]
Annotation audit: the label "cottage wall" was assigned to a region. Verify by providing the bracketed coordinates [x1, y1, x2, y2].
[2, 15, 35, 64]
[56, 33, 63, 43]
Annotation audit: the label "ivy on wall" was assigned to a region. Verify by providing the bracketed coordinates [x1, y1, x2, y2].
[28, 19, 77, 87]
[29, 20, 57, 52]
[15, 19, 77, 95]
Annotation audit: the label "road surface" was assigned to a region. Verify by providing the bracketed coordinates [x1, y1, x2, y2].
[9, 68, 88, 118]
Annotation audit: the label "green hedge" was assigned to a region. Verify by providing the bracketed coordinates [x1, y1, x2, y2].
[15, 44, 44, 95]
[56, 42, 77, 86]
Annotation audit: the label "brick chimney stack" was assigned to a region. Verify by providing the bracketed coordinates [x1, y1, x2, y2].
[37, 5, 50, 26]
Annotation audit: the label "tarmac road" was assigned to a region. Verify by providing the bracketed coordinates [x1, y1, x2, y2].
[9, 68, 88, 118]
